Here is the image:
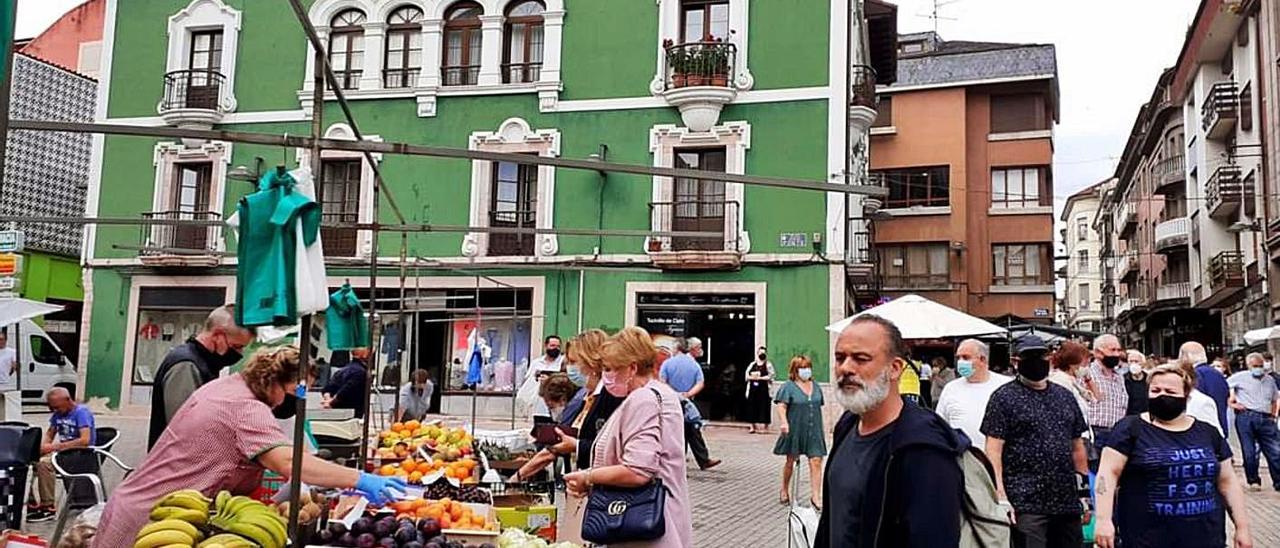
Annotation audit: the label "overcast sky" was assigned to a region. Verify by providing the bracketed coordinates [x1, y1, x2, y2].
[21, 0, 1199, 209]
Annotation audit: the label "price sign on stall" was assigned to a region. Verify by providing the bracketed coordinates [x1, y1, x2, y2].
[0, 230, 23, 253]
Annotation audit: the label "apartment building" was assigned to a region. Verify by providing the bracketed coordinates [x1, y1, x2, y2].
[81, 0, 895, 417]
[1060, 180, 1110, 333]
[1258, 0, 1280, 329]
[867, 32, 1059, 322]
[1101, 0, 1266, 355]
[1101, 68, 1214, 357]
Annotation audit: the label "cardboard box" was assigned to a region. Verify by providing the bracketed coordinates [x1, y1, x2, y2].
[492, 493, 557, 542]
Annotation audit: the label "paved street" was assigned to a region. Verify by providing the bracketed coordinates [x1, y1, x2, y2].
[17, 411, 1280, 547]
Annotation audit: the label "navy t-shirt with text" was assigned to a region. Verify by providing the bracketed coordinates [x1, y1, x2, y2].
[1107, 415, 1231, 548]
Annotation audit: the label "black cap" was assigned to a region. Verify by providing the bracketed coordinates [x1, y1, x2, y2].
[1014, 334, 1049, 356]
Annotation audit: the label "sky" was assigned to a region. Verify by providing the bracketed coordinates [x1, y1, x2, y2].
[18, 0, 1200, 212]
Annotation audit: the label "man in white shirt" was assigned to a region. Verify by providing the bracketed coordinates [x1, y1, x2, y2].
[0, 332, 15, 389]
[935, 338, 1012, 450]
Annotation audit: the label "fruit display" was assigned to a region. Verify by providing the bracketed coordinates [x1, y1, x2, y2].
[376, 456, 479, 484]
[208, 491, 289, 548]
[271, 490, 327, 526]
[496, 528, 582, 548]
[386, 498, 498, 532]
[316, 515, 489, 548]
[377, 421, 474, 461]
[420, 477, 492, 504]
[134, 488, 291, 548]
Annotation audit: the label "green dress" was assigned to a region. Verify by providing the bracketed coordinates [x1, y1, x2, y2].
[772, 381, 827, 457]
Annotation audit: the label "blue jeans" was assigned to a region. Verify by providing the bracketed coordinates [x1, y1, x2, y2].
[1235, 410, 1280, 488]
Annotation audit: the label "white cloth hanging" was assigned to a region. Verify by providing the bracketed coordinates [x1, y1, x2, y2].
[289, 167, 329, 315]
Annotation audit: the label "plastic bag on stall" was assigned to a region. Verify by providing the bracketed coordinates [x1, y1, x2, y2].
[55, 502, 105, 548]
[515, 374, 541, 417]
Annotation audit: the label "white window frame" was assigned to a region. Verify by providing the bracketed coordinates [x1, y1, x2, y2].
[462, 117, 560, 258]
[149, 141, 232, 252]
[648, 121, 751, 254]
[649, 0, 754, 95]
[296, 123, 380, 259]
[303, 0, 566, 117]
[164, 0, 241, 113]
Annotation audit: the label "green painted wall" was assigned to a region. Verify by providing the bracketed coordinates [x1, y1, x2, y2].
[19, 252, 83, 303]
[84, 269, 128, 404]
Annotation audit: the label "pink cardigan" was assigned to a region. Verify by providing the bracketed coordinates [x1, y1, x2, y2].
[591, 379, 694, 547]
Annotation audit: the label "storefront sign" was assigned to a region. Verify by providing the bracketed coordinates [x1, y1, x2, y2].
[637, 293, 755, 307]
[1033, 307, 1051, 318]
[638, 310, 689, 337]
[779, 233, 808, 248]
[0, 230, 22, 253]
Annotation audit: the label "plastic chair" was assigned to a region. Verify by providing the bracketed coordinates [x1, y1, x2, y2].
[0, 424, 41, 530]
[48, 447, 133, 541]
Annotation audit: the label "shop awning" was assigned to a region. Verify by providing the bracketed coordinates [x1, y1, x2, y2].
[0, 297, 62, 327]
[1243, 326, 1280, 346]
[826, 294, 1007, 339]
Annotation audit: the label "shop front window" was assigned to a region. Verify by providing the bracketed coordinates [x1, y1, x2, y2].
[132, 287, 228, 384]
[443, 289, 533, 394]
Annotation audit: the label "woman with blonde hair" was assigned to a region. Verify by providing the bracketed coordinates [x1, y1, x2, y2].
[96, 347, 406, 546]
[564, 327, 693, 547]
[1094, 364, 1252, 548]
[772, 355, 826, 508]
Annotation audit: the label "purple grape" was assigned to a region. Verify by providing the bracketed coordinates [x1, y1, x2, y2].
[418, 518, 441, 538]
[352, 517, 374, 536]
[372, 519, 395, 539]
[338, 532, 357, 547]
[378, 538, 396, 548]
[356, 532, 378, 548]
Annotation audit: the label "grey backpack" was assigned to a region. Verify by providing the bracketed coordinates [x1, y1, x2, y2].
[958, 447, 1013, 548]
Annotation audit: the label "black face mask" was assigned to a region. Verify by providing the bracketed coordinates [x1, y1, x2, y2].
[1018, 356, 1051, 382]
[1101, 355, 1122, 369]
[272, 393, 299, 420]
[546, 348, 561, 359]
[1148, 395, 1187, 421]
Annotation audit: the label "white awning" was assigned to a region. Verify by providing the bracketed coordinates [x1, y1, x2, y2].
[826, 294, 1008, 339]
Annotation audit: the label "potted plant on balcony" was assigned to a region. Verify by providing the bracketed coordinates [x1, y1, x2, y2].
[664, 39, 691, 88]
[706, 39, 731, 87]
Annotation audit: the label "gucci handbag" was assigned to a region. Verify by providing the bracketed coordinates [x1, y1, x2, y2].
[581, 388, 671, 544]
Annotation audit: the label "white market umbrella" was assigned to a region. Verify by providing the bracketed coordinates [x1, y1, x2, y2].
[1243, 326, 1279, 346]
[826, 294, 1007, 339]
[0, 297, 62, 327]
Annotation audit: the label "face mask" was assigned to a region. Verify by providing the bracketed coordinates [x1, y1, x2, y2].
[272, 392, 298, 419]
[956, 360, 975, 378]
[1129, 364, 1143, 377]
[1252, 367, 1266, 378]
[1148, 395, 1187, 421]
[797, 368, 813, 381]
[1101, 355, 1122, 369]
[566, 364, 586, 386]
[546, 348, 561, 359]
[1074, 366, 1090, 379]
[601, 370, 631, 398]
[1018, 356, 1050, 382]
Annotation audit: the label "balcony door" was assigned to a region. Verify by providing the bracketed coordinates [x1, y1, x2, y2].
[488, 160, 537, 256]
[673, 148, 726, 251]
[184, 30, 223, 109]
[170, 162, 213, 250]
[319, 159, 362, 257]
[680, 0, 729, 42]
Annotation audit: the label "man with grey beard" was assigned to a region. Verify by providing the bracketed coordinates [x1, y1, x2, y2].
[814, 315, 966, 547]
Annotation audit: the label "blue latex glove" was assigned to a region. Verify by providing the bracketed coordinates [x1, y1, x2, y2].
[355, 472, 407, 505]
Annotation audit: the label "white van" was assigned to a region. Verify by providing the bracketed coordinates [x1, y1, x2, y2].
[1, 319, 79, 407]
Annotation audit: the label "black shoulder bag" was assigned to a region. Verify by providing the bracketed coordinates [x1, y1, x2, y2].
[581, 387, 671, 544]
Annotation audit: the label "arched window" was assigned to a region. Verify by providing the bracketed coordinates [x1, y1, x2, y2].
[384, 5, 424, 88]
[329, 9, 366, 89]
[442, 2, 483, 86]
[502, 1, 544, 84]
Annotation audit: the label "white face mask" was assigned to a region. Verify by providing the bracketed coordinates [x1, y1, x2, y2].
[1128, 364, 1143, 376]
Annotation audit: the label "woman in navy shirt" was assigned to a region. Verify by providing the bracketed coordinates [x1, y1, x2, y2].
[1094, 364, 1253, 548]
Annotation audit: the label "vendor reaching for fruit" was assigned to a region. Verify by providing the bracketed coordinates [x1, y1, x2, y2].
[95, 346, 406, 547]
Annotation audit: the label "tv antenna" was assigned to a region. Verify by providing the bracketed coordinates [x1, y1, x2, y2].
[917, 0, 962, 33]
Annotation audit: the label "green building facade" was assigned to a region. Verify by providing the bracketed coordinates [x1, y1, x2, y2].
[83, 0, 877, 419]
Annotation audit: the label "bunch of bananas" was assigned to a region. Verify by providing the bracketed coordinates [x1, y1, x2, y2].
[134, 490, 210, 547]
[208, 491, 289, 548]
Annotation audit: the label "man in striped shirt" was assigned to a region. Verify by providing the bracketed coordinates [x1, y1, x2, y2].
[1085, 334, 1128, 471]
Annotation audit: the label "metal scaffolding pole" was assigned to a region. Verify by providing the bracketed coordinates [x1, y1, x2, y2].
[9, 119, 887, 197]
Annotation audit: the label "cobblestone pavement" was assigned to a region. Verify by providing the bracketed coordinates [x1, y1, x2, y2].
[16, 412, 1280, 547]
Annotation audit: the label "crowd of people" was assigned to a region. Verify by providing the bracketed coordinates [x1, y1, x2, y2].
[19, 296, 1280, 548]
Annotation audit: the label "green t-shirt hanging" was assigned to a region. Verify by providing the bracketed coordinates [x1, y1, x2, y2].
[236, 171, 320, 327]
[326, 284, 369, 351]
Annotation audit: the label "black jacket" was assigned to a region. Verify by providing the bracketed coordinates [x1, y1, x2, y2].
[814, 401, 967, 548]
[147, 338, 240, 448]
